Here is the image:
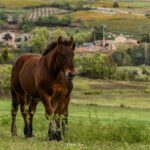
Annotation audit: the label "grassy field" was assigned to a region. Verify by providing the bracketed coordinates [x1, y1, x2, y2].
[67, 9, 150, 35]
[70, 10, 146, 21]
[90, 0, 150, 8]
[0, 76, 150, 149]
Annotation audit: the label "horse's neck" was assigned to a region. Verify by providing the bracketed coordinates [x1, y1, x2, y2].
[44, 48, 60, 77]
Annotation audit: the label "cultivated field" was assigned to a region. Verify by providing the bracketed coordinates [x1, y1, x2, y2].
[28, 7, 70, 21]
[0, 76, 150, 150]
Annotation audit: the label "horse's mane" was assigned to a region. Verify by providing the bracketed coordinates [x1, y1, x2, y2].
[42, 41, 57, 56]
[42, 40, 75, 56]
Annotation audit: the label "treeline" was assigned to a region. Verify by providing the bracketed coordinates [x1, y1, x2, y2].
[75, 53, 150, 82]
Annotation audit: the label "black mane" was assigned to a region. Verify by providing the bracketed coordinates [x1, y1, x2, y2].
[42, 40, 75, 56]
[42, 41, 57, 56]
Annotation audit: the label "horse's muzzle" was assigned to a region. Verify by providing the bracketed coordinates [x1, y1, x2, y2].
[67, 72, 75, 80]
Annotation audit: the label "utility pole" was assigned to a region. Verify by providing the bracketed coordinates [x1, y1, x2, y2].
[102, 24, 106, 47]
[144, 42, 149, 65]
[141, 25, 150, 65]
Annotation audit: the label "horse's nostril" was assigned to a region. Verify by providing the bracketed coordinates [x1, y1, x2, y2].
[69, 72, 75, 78]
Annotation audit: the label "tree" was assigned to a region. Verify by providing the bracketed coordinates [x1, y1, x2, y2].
[92, 25, 108, 41]
[60, 15, 71, 26]
[20, 17, 34, 32]
[50, 29, 68, 41]
[29, 28, 50, 53]
[74, 32, 92, 44]
[77, 53, 117, 79]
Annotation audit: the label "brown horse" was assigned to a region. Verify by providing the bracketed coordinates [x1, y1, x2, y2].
[10, 36, 75, 141]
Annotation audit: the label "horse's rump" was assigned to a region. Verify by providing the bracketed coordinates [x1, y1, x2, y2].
[11, 54, 41, 96]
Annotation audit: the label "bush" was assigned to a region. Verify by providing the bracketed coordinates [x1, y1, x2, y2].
[113, 2, 119, 8]
[60, 15, 71, 26]
[134, 74, 150, 82]
[113, 66, 150, 81]
[127, 45, 145, 65]
[50, 1, 88, 11]
[35, 15, 72, 27]
[145, 13, 150, 19]
[74, 32, 92, 44]
[20, 17, 34, 32]
[1, 49, 14, 64]
[0, 65, 12, 95]
[76, 53, 117, 79]
[113, 45, 145, 66]
[140, 65, 150, 75]
[112, 49, 132, 66]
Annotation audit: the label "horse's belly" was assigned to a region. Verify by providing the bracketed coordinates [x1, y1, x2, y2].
[19, 62, 39, 98]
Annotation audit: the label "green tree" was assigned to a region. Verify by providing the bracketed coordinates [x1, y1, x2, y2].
[74, 32, 92, 44]
[77, 53, 116, 79]
[29, 28, 50, 53]
[60, 15, 71, 26]
[20, 17, 34, 32]
[50, 29, 68, 41]
[92, 25, 108, 41]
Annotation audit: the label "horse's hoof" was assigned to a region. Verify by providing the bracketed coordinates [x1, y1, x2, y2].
[55, 131, 62, 141]
[48, 130, 55, 141]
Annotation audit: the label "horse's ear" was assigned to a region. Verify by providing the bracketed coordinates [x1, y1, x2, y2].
[69, 36, 75, 51]
[57, 36, 62, 45]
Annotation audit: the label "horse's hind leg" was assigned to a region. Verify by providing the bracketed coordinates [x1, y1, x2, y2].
[18, 93, 32, 137]
[28, 97, 39, 137]
[11, 88, 19, 136]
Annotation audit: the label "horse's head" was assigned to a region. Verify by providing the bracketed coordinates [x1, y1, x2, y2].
[56, 36, 76, 80]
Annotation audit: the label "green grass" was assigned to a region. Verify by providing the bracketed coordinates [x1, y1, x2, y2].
[0, 101, 150, 150]
[1, 76, 150, 149]
[90, 0, 150, 8]
[72, 76, 150, 108]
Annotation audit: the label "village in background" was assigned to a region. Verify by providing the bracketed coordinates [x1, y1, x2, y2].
[0, 0, 150, 66]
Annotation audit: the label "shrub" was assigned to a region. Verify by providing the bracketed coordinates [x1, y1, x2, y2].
[60, 15, 71, 26]
[113, 2, 119, 8]
[145, 13, 150, 19]
[76, 53, 117, 79]
[134, 74, 150, 82]
[140, 65, 150, 75]
[1, 49, 14, 64]
[29, 27, 50, 53]
[112, 49, 132, 66]
[113, 66, 150, 81]
[113, 45, 146, 66]
[20, 17, 34, 32]
[0, 65, 12, 95]
[35, 15, 72, 27]
[50, 1, 88, 11]
[127, 45, 145, 65]
[74, 32, 92, 44]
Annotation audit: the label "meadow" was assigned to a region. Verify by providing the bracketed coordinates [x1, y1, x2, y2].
[89, 0, 150, 8]
[0, 76, 150, 150]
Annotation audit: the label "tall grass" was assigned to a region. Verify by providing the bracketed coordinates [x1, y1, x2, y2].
[65, 118, 150, 144]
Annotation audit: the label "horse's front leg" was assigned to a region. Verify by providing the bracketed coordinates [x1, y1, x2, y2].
[54, 94, 67, 141]
[28, 97, 39, 137]
[40, 91, 55, 141]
